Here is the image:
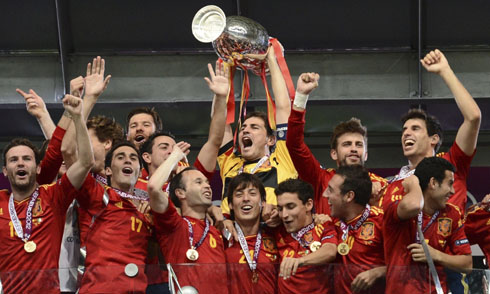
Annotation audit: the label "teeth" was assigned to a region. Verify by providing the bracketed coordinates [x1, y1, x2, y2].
[135, 135, 145, 142]
[17, 171, 27, 176]
[242, 205, 252, 210]
[122, 167, 133, 174]
[242, 137, 252, 148]
[404, 139, 415, 146]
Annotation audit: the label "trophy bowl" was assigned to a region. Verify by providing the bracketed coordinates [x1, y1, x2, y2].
[212, 15, 269, 75]
[191, 5, 226, 43]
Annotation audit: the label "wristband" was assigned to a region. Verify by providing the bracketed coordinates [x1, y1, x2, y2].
[293, 91, 309, 109]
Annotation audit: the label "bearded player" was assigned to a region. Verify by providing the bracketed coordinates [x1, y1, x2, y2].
[0, 94, 94, 294]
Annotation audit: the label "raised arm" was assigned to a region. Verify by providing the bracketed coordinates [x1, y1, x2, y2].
[396, 175, 423, 220]
[63, 95, 94, 190]
[197, 61, 229, 172]
[61, 57, 111, 168]
[421, 49, 481, 155]
[16, 89, 56, 139]
[267, 47, 291, 124]
[148, 147, 185, 214]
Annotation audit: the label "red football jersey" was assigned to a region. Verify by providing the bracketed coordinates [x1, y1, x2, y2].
[77, 174, 153, 294]
[333, 206, 385, 294]
[225, 230, 279, 294]
[464, 203, 490, 262]
[381, 142, 474, 213]
[154, 201, 228, 294]
[0, 174, 77, 294]
[287, 109, 387, 215]
[383, 201, 471, 294]
[274, 222, 337, 294]
[37, 126, 66, 185]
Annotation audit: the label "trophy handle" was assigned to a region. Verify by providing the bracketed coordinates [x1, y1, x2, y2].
[192, 5, 226, 43]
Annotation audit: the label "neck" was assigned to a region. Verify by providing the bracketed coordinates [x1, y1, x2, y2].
[302, 214, 314, 229]
[236, 218, 260, 237]
[408, 150, 435, 170]
[342, 204, 365, 223]
[422, 194, 438, 215]
[112, 182, 134, 194]
[11, 184, 38, 201]
[181, 204, 207, 220]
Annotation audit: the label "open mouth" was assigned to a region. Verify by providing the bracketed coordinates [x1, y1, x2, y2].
[241, 205, 253, 212]
[122, 167, 133, 175]
[16, 170, 27, 177]
[404, 139, 415, 147]
[135, 135, 145, 143]
[203, 191, 212, 199]
[242, 137, 253, 149]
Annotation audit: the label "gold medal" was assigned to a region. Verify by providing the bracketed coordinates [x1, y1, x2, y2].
[24, 241, 36, 253]
[186, 248, 199, 261]
[252, 271, 259, 284]
[337, 242, 349, 256]
[309, 241, 321, 252]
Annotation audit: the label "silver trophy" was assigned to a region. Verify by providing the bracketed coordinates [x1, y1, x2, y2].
[192, 5, 269, 75]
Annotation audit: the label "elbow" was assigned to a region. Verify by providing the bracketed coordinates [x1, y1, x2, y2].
[82, 157, 95, 171]
[467, 109, 481, 126]
[461, 256, 473, 274]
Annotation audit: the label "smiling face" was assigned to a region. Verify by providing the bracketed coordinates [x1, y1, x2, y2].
[331, 132, 367, 167]
[402, 118, 438, 162]
[230, 183, 264, 225]
[3, 145, 39, 193]
[105, 145, 140, 191]
[324, 174, 347, 219]
[179, 169, 213, 209]
[238, 116, 274, 161]
[277, 192, 313, 233]
[143, 135, 177, 173]
[127, 113, 156, 149]
[427, 170, 455, 211]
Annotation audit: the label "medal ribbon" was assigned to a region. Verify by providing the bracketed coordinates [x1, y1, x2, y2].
[291, 222, 315, 248]
[112, 187, 149, 201]
[390, 165, 415, 183]
[8, 189, 40, 242]
[93, 172, 108, 186]
[339, 204, 371, 241]
[183, 217, 210, 250]
[238, 155, 269, 175]
[415, 210, 440, 243]
[235, 222, 262, 272]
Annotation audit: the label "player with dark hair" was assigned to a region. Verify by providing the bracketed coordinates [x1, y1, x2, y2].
[325, 165, 385, 293]
[127, 107, 163, 149]
[274, 178, 337, 294]
[0, 94, 94, 294]
[225, 173, 279, 294]
[382, 49, 481, 214]
[286, 72, 387, 216]
[383, 157, 472, 293]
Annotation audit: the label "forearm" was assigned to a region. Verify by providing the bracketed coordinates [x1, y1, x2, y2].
[269, 54, 290, 124]
[433, 251, 472, 273]
[148, 150, 183, 213]
[36, 113, 56, 140]
[82, 95, 98, 121]
[366, 265, 386, 280]
[207, 94, 227, 147]
[60, 121, 78, 169]
[73, 114, 93, 169]
[299, 243, 336, 266]
[440, 69, 481, 122]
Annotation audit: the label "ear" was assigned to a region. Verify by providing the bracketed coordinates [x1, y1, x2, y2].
[36, 164, 41, 176]
[344, 190, 356, 203]
[363, 151, 368, 162]
[429, 134, 440, 150]
[141, 152, 151, 166]
[105, 166, 113, 177]
[266, 135, 276, 147]
[175, 188, 187, 202]
[2, 166, 7, 177]
[305, 198, 314, 213]
[104, 140, 112, 152]
[330, 149, 338, 161]
[428, 177, 438, 190]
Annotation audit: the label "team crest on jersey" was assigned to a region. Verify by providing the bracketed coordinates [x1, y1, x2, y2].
[32, 198, 43, 217]
[303, 231, 314, 243]
[263, 237, 278, 253]
[359, 222, 375, 240]
[437, 218, 452, 237]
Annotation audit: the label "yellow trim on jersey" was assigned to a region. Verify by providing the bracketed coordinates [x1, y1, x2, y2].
[218, 140, 297, 214]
